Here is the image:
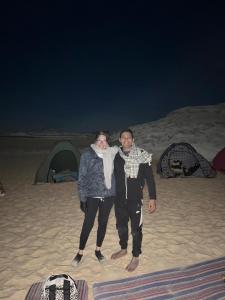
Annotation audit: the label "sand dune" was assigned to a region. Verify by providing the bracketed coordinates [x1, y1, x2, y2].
[112, 102, 225, 161]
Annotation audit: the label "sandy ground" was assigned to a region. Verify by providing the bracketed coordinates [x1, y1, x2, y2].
[0, 137, 225, 300]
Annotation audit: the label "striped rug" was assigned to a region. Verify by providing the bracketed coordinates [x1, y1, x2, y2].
[93, 256, 225, 300]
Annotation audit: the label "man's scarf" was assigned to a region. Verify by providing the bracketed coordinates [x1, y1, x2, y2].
[91, 144, 118, 189]
[119, 144, 152, 178]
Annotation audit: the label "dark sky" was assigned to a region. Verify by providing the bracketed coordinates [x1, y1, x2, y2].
[1, 1, 225, 133]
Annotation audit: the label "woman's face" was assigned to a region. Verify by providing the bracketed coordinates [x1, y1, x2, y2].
[95, 134, 108, 150]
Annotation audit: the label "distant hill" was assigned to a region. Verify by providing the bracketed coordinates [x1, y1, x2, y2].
[112, 103, 225, 161]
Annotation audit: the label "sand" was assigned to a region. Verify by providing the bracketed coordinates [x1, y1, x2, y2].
[0, 137, 225, 300]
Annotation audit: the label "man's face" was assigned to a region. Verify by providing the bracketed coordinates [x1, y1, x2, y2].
[119, 131, 134, 150]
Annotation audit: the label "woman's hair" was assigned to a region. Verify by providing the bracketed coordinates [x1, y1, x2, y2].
[119, 128, 134, 139]
[94, 131, 110, 143]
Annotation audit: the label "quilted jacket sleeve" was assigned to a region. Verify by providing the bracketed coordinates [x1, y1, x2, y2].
[78, 152, 89, 203]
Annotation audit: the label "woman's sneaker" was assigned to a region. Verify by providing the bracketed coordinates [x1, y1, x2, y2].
[95, 250, 105, 262]
[71, 253, 83, 266]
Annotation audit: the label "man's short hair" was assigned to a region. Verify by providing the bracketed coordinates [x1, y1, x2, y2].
[119, 128, 134, 139]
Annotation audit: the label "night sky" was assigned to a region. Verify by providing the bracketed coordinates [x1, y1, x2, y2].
[1, 1, 225, 133]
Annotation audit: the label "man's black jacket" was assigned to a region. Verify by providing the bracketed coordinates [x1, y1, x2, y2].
[114, 152, 156, 201]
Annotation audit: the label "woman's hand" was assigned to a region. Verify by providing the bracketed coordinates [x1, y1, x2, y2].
[80, 201, 88, 213]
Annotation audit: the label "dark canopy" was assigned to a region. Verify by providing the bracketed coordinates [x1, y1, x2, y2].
[34, 141, 80, 184]
[157, 142, 216, 178]
[212, 147, 225, 172]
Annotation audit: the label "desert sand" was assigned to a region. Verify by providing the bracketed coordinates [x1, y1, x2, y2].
[0, 135, 225, 300]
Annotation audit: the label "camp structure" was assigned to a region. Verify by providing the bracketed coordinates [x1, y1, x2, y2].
[157, 142, 216, 178]
[0, 181, 5, 196]
[34, 141, 80, 184]
[212, 147, 225, 172]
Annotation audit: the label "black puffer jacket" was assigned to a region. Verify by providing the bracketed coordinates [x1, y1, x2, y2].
[78, 147, 116, 202]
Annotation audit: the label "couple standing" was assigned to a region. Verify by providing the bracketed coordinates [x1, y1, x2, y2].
[72, 129, 156, 272]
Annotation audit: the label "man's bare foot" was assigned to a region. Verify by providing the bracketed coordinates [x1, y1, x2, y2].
[126, 257, 139, 272]
[111, 249, 127, 260]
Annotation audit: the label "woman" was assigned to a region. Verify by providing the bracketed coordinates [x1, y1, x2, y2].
[72, 131, 118, 265]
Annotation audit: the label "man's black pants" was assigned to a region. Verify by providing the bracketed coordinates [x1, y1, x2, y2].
[114, 197, 143, 257]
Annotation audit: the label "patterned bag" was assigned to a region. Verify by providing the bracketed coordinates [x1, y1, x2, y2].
[40, 274, 79, 300]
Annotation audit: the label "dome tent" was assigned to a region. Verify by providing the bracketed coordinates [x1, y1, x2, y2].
[212, 147, 225, 172]
[34, 141, 80, 184]
[157, 142, 216, 178]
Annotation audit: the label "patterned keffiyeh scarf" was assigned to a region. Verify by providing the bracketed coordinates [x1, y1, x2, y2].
[119, 144, 152, 178]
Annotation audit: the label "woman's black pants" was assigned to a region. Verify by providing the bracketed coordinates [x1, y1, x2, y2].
[79, 197, 114, 250]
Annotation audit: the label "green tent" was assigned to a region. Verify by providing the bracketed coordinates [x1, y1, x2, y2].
[34, 141, 80, 184]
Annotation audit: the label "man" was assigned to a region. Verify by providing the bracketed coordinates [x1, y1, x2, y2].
[111, 128, 156, 272]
